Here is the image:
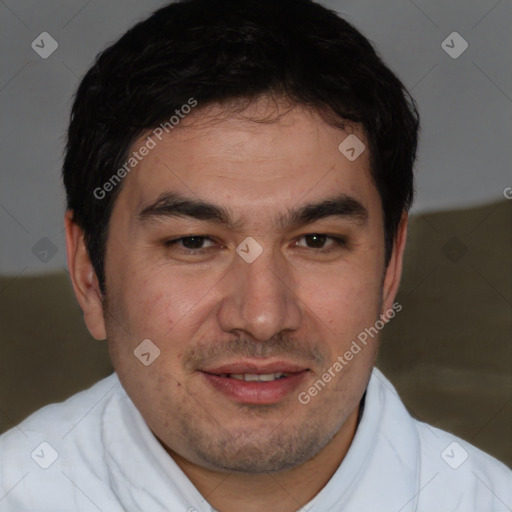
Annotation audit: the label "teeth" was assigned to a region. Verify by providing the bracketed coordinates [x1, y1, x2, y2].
[257, 373, 280, 382]
[229, 373, 286, 382]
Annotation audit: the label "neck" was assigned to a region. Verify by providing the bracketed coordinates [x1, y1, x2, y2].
[168, 404, 361, 512]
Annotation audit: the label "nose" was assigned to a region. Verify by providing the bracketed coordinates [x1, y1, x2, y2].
[217, 244, 302, 342]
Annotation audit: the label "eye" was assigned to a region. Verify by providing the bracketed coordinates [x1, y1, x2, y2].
[294, 234, 346, 252]
[162, 233, 347, 257]
[163, 235, 218, 254]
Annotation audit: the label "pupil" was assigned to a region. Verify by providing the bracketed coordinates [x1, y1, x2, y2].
[306, 234, 326, 248]
[183, 236, 204, 249]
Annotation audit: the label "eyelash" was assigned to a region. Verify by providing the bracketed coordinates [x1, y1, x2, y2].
[163, 234, 347, 255]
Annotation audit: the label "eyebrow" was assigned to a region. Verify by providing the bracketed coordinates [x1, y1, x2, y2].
[137, 191, 368, 230]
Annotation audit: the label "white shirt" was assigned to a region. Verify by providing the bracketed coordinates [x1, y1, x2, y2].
[1, 367, 511, 511]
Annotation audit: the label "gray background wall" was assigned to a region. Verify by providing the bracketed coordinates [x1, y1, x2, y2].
[1, 0, 511, 275]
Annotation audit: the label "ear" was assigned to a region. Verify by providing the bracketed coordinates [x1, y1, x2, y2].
[381, 211, 408, 315]
[64, 210, 107, 340]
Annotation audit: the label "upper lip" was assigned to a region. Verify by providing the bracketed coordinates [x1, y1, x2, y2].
[200, 360, 309, 375]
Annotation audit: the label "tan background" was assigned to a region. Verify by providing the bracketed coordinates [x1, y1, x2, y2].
[0, 200, 511, 467]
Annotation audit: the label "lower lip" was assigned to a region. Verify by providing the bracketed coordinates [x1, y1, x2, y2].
[201, 371, 309, 404]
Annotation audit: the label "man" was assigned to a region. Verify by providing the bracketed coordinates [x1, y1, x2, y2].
[1, 0, 510, 510]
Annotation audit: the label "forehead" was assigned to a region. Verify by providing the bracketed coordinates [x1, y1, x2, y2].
[113, 100, 379, 225]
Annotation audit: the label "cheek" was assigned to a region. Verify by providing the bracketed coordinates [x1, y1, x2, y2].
[119, 266, 214, 340]
[300, 260, 382, 332]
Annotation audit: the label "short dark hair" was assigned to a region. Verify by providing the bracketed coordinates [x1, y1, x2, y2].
[63, 0, 420, 295]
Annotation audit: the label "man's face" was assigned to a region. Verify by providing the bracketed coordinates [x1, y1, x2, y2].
[90, 99, 399, 474]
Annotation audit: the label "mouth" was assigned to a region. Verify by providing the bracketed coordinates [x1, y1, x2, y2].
[213, 372, 293, 381]
[199, 361, 310, 404]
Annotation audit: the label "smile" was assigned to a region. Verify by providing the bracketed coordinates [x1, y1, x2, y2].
[200, 366, 309, 404]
